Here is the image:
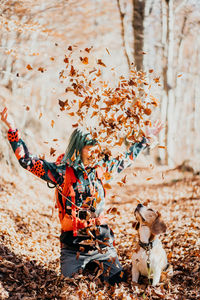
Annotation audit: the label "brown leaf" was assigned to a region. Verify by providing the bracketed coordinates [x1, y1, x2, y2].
[144, 108, 152, 116]
[50, 147, 56, 156]
[97, 59, 106, 67]
[104, 172, 112, 181]
[80, 57, 88, 64]
[106, 48, 110, 55]
[104, 183, 112, 189]
[26, 64, 32, 70]
[153, 77, 160, 83]
[121, 175, 127, 184]
[85, 47, 93, 53]
[38, 67, 46, 73]
[64, 57, 69, 63]
[70, 65, 76, 76]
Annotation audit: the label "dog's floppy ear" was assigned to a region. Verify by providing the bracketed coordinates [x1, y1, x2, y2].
[150, 215, 166, 235]
[132, 222, 140, 230]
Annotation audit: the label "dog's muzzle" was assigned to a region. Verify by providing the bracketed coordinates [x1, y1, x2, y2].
[134, 203, 143, 214]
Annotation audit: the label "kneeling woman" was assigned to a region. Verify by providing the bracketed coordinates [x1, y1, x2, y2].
[0, 107, 162, 285]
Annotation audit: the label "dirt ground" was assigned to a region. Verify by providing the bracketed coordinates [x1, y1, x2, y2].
[0, 158, 200, 299]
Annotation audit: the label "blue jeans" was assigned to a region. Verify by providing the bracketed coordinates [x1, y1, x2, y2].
[60, 245, 125, 284]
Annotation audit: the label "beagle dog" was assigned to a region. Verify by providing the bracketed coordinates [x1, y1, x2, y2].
[132, 203, 168, 286]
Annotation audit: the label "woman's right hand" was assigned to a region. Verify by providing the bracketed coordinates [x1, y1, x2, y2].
[0, 107, 16, 130]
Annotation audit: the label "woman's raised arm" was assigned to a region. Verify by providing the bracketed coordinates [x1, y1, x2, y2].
[0, 107, 64, 186]
[99, 121, 164, 178]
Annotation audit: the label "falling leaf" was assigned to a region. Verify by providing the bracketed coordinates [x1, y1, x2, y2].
[64, 57, 69, 63]
[119, 271, 124, 278]
[96, 69, 101, 76]
[38, 67, 46, 73]
[97, 59, 106, 67]
[144, 108, 152, 116]
[70, 65, 76, 76]
[115, 138, 124, 146]
[153, 77, 160, 83]
[51, 120, 55, 128]
[146, 177, 153, 181]
[58, 99, 68, 111]
[106, 48, 110, 55]
[104, 172, 112, 181]
[158, 145, 166, 149]
[104, 183, 112, 189]
[85, 47, 93, 53]
[50, 147, 56, 156]
[121, 175, 127, 184]
[80, 57, 88, 64]
[26, 64, 32, 70]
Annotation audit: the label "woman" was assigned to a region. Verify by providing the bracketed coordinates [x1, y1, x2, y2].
[0, 107, 162, 285]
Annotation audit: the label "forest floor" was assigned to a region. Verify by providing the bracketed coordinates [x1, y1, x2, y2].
[0, 159, 200, 300]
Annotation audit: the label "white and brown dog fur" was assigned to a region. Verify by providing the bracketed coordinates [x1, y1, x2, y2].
[132, 203, 168, 286]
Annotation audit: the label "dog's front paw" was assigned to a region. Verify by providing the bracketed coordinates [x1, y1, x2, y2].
[132, 266, 139, 283]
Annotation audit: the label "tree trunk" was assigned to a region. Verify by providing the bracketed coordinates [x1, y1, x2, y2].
[159, 0, 168, 164]
[166, 0, 175, 167]
[133, 0, 145, 71]
[117, 0, 132, 69]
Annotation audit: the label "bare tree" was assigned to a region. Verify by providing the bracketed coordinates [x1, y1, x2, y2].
[132, 0, 145, 71]
[116, 0, 132, 69]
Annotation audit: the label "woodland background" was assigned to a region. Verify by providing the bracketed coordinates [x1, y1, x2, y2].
[0, 0, 200, 168]
[0, 1, 200, 299]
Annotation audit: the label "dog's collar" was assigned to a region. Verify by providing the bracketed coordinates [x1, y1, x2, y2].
[139, 240, 154, 250]
[139, 233, 155, 250]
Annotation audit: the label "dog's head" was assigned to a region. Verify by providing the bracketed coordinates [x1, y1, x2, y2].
[134, 203, 167, 236]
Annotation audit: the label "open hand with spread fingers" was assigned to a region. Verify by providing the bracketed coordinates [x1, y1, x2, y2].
[0, 107, 16, 130]
[144, 120, 164, 139]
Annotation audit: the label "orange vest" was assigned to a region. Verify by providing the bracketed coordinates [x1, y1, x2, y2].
[55, 155, 106, 236]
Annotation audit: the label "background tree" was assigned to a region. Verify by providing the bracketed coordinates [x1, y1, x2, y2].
[0, 0, 200, 168]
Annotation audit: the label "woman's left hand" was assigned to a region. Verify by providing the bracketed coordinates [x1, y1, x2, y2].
[144, 120, 164, 138]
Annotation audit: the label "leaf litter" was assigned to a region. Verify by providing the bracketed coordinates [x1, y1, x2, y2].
[0, 165, 199, 299]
